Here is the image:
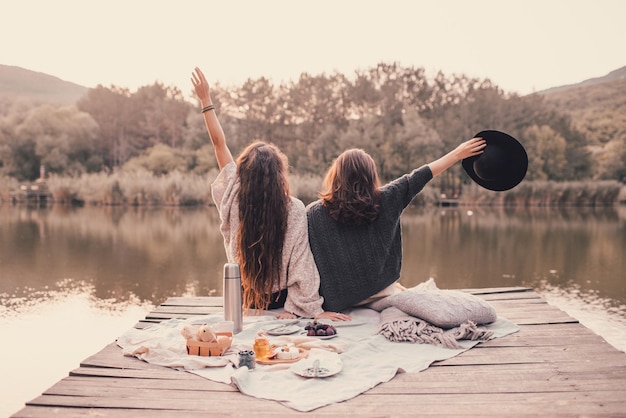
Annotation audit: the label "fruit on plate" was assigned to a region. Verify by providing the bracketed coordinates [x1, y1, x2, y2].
[304, 320, 337, 337]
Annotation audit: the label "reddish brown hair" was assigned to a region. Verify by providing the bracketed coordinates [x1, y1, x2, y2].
[319, 148, 380, 224]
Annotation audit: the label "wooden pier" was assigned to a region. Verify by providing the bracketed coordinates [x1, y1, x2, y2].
[9, 180, 52, 205]
[12, 287, 626, 417]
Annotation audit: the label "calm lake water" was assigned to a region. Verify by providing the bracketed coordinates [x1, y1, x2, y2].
[1, 204, 625, 416]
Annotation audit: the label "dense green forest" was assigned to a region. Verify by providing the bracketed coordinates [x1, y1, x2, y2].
[1, 63, 624, 205]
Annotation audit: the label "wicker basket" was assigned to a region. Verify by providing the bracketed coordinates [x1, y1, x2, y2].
[186, 331, 233, 356]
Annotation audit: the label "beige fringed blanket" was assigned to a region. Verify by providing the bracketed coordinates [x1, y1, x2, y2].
[377, 306, 494, 349]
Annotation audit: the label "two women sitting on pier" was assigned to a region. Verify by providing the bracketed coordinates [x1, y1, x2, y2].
[193, 67, 531, 321]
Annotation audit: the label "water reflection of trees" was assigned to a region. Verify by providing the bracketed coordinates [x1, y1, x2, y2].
[0, 205, 227, 304]
[400, 206, 625, 307]
[1, 204, 624, 309]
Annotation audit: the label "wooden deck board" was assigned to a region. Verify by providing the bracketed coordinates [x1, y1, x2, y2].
[12, 287, 626, 417]
[18, 392, 626, 416]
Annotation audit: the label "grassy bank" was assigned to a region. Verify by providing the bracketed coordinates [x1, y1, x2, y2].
[0, 170, 325, 206]
[460, 180, 624, 207]
[1, 172, 624, 207]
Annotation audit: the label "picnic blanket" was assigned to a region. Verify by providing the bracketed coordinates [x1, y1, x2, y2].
[117, 303, 519, 411]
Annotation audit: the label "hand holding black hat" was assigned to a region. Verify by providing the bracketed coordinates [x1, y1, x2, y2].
[462, 130, 528, 191]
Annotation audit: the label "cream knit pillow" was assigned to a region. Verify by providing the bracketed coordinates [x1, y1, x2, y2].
[368, 283, 497, 329]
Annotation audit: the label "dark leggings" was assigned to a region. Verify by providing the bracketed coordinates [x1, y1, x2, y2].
[249, 288, 288, 310]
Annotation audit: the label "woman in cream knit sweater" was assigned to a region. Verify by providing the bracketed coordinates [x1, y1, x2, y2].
[192, 67, 349, 322]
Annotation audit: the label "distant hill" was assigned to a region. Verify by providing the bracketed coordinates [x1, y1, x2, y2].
[539, 66, 626, 94]
[0, 64, 88, 105]
[539, 65, 626, 181]
[539, 65, 626, 146]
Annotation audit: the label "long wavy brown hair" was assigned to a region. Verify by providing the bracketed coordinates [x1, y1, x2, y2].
[236, 141, 290, 312]
[319, 148, 381, 224]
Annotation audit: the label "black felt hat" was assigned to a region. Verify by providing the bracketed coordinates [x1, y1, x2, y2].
[462, 130, 528, 191]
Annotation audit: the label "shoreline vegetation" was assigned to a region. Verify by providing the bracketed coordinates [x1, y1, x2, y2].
[2, 172, 624, 207]
[3, 64, 625, 212]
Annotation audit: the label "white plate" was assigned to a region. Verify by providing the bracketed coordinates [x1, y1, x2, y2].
[300, 331, 337, 340]
[264, 325, 301, 336]
[317, 319, 366, 327]
[290, 358, 342, 378]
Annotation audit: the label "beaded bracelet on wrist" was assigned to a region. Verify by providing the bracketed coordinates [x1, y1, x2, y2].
[201, 105, 215, 113]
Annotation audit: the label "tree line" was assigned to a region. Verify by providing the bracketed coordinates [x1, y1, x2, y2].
[1, 62, 622, 195]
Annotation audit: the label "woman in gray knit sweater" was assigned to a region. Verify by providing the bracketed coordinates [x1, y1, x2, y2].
[192, 67, 350, 322]
[306, 138, 486, 312]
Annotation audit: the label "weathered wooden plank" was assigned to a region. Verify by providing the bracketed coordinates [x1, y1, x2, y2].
[13, 406, 206, 418]
[398, 361, 626, 380]
[23, 392, 626, 416]
[70, 367, 207, 381]
[22, 392, 304, 412]
[470, 291, 543, 301]
[488, 302, 555, 311]
[462, 286, 533, 294]
[160, 296, 224, 307]
[149, 305, 223, 315]
[46, 376, 236, 394]
[489, 301, 548, 312]
[482, 333, 610, 347]
[46, 371, 623, 397]
[143, 312, 206, 321]
[438, 344, 626, 366]
[498, 322, 598, 336]
[373, 367, 626, 393]
[492, 314, 578, 325]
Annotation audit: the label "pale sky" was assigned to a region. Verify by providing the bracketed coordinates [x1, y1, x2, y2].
[3, 0, 625, 99]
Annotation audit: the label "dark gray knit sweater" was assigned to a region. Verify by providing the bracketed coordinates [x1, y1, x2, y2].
[306, 165, 433, 312]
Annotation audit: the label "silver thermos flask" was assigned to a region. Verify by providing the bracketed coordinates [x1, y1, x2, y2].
[223, 263, 243, 333]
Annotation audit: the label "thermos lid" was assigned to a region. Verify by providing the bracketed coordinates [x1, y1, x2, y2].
[224, 263, 241, 279]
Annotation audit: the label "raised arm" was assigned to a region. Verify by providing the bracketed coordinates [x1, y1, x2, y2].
[428, 137, 486, 177]
[191, 67, 233, 170]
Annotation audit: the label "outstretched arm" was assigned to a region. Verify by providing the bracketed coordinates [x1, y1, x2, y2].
[191, 67, 233, 170]
[428, 137, 486, 177]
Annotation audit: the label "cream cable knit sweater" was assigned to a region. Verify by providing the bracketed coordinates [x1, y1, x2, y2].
[211, 162, 324, 318]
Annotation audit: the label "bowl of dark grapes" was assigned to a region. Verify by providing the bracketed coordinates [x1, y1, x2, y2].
[303, 320, 338, 338]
